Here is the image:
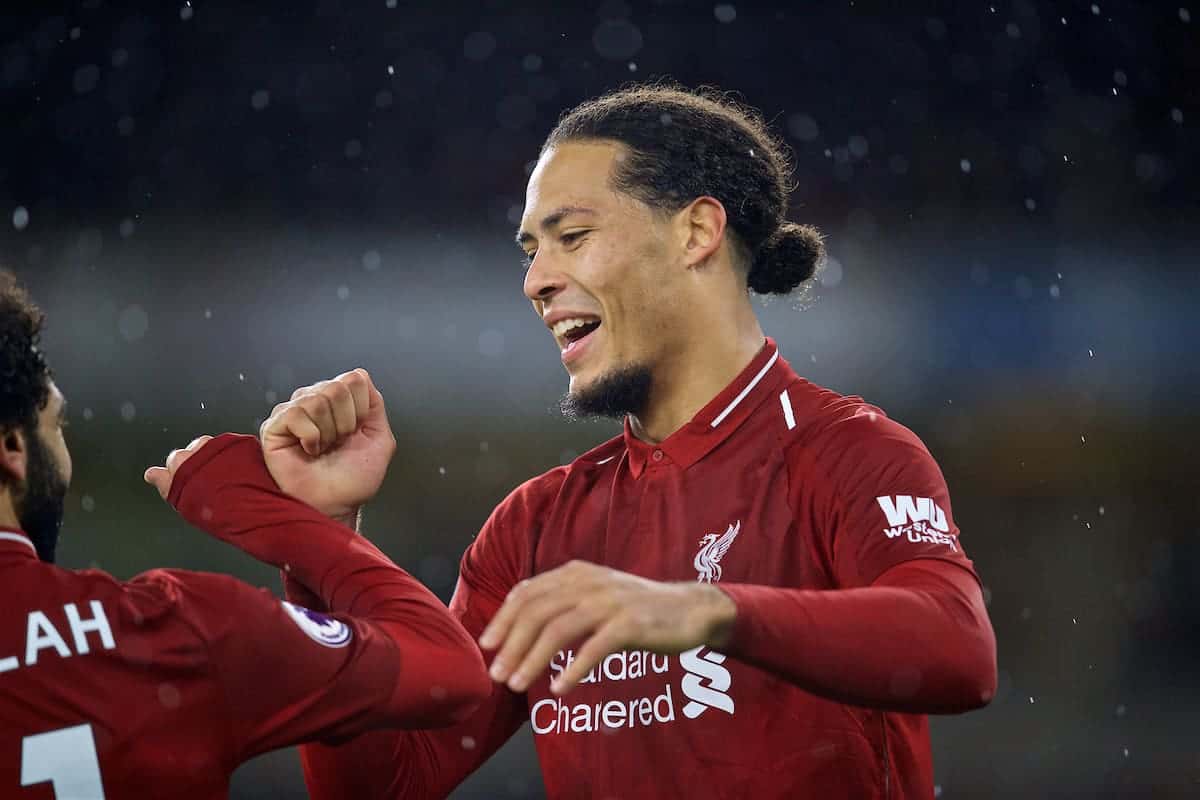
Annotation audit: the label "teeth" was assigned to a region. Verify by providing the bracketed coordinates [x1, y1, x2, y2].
[551, 317, 598, 338]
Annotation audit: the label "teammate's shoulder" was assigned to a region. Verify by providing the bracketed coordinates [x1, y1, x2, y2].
[9, 561, 179, 615]
[112, 567, 266, 628]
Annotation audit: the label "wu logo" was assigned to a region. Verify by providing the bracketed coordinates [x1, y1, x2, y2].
[875, 495, 958, 552]
[875, 496, 949, 533]
[693, 521, 741, 583]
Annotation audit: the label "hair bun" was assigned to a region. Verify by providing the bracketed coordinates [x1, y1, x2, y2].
[747, 222, 825, 296]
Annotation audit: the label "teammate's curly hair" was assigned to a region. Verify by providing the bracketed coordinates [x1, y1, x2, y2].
[544, 82, 824, 296]
[0, 271, 52, 436]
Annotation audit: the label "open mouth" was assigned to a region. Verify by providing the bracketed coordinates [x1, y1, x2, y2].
[552, 317, 602, 353]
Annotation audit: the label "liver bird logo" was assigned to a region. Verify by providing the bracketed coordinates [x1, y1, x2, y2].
[693, 521, 741, 583]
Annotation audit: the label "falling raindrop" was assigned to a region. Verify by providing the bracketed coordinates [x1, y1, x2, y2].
[714, 4, 737, 23]
[592, 20, 643, 60]
[463, 31, 497, 61]
[118, 305, 149, 342]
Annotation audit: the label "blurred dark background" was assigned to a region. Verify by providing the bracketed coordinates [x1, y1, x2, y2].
[3, 1, 1198, 797]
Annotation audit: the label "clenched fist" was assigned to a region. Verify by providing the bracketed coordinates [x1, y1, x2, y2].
[259, 368, 396, 523]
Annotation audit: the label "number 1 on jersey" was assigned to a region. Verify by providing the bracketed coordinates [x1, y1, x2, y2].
[21, 724, 106, 798]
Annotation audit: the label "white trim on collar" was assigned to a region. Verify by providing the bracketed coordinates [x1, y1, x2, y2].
[0, 531, 36, 555]
[710, 350, 780, 429]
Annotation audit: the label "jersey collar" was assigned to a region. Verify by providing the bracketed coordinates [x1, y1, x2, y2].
[623, 337, 793, 477]
[0, 528, 37, 561]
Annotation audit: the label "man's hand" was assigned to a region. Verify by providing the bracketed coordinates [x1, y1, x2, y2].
[478, 560, 738, 696]
[258, 368, 396, 523]
[144, 435, 216, 499]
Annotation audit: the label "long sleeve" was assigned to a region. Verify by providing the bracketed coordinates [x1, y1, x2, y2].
[164, 434, 491, 741]
[293, 572, 528, 799]
[112, 567, 473, 765]
[279, 470, 555, 799]
[713, 400, 998, 715]
[718, 559, 997, 714]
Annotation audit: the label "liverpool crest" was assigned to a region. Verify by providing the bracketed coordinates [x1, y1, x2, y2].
[693, 521, 741, 583]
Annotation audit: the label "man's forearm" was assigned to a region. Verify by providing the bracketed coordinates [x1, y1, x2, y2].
[169, 435, 477, 656]
[167, 433, 489, 728]
[717, 559, 997, 714]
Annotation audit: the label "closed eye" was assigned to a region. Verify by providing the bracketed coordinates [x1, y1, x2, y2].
[560, 230, 588, 246]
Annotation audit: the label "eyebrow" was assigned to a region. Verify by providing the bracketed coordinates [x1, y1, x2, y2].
[515, 206, 596, 247]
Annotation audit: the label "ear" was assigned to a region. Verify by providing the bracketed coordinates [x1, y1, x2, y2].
[0, 427, 28, 485]
[678, 196, 728, 269]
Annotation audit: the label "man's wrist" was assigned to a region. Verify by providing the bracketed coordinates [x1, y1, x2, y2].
[696, 583, 738, 649]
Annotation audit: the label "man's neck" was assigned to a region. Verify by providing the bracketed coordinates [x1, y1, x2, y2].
[629, 320, 766, 445]
[0, 493, 21, 533]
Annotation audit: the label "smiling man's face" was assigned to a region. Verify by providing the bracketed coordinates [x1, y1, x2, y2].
[518, 140, 690, 418]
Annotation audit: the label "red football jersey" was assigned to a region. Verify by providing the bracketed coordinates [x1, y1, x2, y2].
[281, 339, 994, 799]
[0, 435, 487, 800]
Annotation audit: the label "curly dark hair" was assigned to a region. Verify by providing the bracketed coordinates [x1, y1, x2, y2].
[0, 271, 52, 435]
[544, 83, 824, 296]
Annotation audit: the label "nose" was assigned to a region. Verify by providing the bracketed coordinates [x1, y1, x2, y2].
[523, 251, 567, 303]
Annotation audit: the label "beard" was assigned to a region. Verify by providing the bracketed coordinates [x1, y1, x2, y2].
[16, 428, 67, 564]
[560, 363, 654, 421]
